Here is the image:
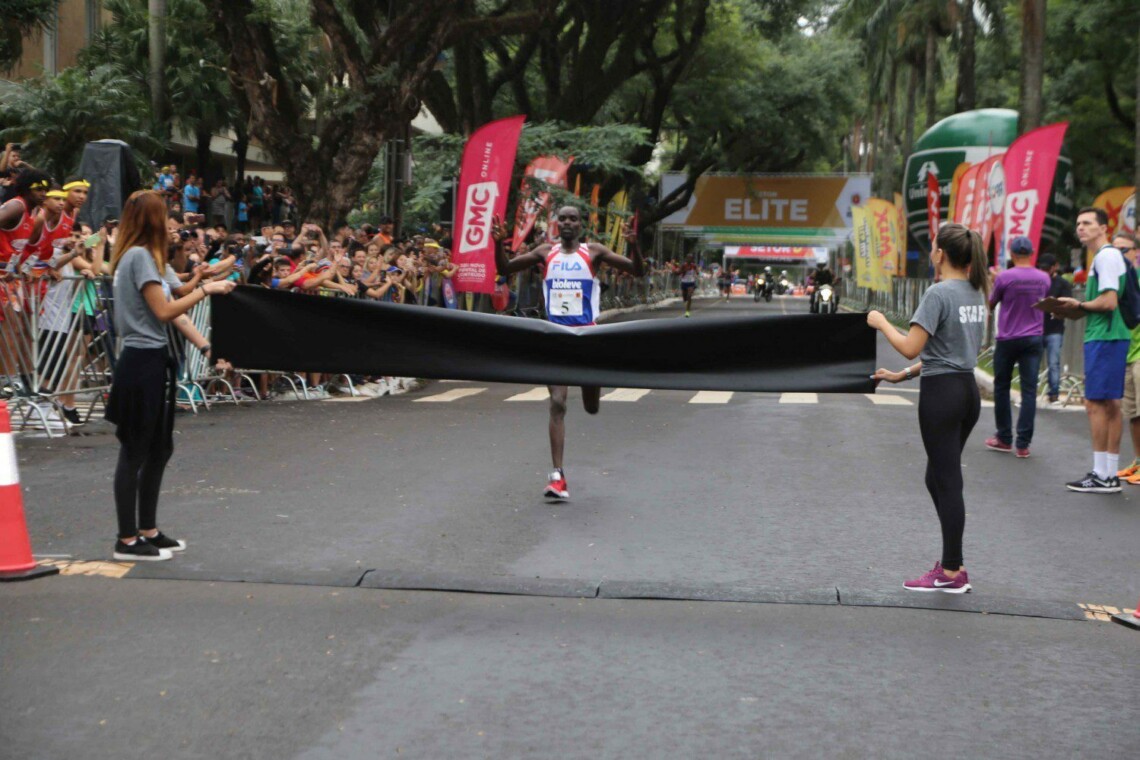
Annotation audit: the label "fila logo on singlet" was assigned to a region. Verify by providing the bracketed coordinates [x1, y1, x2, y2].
[550, 259, 585, 273]
[959, 304, 985, 324]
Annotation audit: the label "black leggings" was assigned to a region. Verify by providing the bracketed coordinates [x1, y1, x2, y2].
[107, 347, 176, 539]
[918, 372, 980, 571]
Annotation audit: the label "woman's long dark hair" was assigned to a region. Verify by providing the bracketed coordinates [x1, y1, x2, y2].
[936, 223, 989, 297]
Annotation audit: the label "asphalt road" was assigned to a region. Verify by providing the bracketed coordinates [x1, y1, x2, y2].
[3, 294, 1138, 758]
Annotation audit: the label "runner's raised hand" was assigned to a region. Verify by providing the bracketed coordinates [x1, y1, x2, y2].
[491, 215, 509, 243]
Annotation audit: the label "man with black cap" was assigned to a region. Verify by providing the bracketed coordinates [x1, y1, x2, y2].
[984, 235, 1051, 457]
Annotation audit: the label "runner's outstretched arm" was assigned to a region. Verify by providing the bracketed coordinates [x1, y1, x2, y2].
[492, 215, 548, 275]
[591, 222, 644, 276]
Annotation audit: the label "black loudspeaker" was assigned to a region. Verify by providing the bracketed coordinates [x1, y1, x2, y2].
[76, 140, 143, 228]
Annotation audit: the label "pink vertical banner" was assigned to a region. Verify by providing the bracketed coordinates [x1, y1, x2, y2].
[1000, 122, 1069, 265]
[975, 154, 1004, 254]
[453, 115, 526, 293]
[510, 155, 572, 252]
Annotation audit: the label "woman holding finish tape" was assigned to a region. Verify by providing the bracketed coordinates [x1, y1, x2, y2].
[866, 223, 988, 593]
[106, 190, 235, 561]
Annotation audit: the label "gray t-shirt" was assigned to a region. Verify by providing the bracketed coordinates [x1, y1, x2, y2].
[113, 247, 170, 349]
[910, 279, 986, 376]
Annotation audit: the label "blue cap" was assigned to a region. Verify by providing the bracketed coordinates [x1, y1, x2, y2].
[1009, 236, 1034, 255]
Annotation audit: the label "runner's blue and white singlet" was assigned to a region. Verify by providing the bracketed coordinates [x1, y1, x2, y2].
[543, 244, 599, 327]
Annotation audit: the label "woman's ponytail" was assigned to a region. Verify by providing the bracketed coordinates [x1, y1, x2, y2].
[936, 223, 990, 297]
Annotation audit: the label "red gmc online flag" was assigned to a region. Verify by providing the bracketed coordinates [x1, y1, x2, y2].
[453, 115, 526, 293]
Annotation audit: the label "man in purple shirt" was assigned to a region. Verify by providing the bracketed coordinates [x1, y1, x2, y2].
[985, 236, 1052, 457]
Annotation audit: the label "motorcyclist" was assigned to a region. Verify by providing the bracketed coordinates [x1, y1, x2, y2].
[810, 262, 836, 311]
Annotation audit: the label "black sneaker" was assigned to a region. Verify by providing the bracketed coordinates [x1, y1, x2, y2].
[1065, 472, 1123, 494]
[61, 407, 84, 426]
[144, 531, 186, 552]
[113, 537, 173, 561]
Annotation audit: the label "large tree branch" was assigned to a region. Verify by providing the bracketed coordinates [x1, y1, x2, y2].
[311, 0, 367, 85]
[1104, 70, 1137, 131]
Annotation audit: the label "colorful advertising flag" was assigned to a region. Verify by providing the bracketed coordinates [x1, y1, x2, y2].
[999, 122, 1069, 264]
[926, 170, 941, 243]
[510, 155, 572, 252]
[1122, 193, 1137, 237]
[867, 198, 902, 289]
[975, 154, 1004, 252]
[947, 162, 971, 225]
[852, 205, 874, 290]
[1093, 186, 1136, 238]
[453, 115, 526, 293]
[953, 163, 982, 227]
[605, 190, 629, 255]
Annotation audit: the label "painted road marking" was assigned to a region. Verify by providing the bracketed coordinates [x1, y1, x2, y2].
[1079, 602, 1135, 622]
[779, 393, 818, 404]
[506, 387, 550, 402]
[689, 391, 733, 404]
[866, 394, 913, 406]
[40, 560, 134, 579]
[602, 388, 652, 402]
[323, 396, 373, 403]
[414, 388, 488, 403]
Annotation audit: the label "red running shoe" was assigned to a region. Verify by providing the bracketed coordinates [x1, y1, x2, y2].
[544, 470, 569, 500]
[984, 436, 1012, 453]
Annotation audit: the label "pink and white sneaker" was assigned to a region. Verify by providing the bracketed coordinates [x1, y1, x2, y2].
[543, 470, 569, 500]
[903, 562, 972, 594]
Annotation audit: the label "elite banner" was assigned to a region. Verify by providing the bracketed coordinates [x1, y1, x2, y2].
[212, 288, 876, 394]
[1000, 122, 1069, 264]
[511, 155, 572, 252]
[453, 115, 526, 293]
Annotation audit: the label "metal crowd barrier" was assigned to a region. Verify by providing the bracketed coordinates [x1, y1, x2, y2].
[0, 274, 116, 437]
[840, 276, 1087, 403]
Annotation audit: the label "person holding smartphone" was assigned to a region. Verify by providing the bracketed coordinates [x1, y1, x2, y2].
[106, 190, 235, 561]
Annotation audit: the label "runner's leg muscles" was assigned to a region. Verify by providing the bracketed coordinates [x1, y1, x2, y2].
[549, 385, 568, 469]
[582, 385, 600, 415]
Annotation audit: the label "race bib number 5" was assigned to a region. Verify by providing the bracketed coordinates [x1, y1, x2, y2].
[550, 288, 584, 316]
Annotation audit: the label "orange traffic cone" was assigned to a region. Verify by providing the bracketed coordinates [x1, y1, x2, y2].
[1113, 596, 1140, 631]
[0, 401, 59, 582]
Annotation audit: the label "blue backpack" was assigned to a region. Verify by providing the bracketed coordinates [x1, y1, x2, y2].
[1117, 250, 1140, 329]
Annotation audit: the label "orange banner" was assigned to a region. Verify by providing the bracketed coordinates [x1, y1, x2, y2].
[660, 174, 870, 231]
[1094, 186, 1136, 238]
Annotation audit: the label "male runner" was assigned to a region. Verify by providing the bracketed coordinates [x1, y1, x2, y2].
[718, 267, 732, 300]
[677, 254, 698, 317]
[492, 205, 643, 500]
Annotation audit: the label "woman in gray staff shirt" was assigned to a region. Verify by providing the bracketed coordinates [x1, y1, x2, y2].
[105, 191, 235, 561]
[867, 223, 988, 594]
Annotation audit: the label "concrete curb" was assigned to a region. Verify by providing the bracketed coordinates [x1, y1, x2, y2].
[122, 565, 1089, 622]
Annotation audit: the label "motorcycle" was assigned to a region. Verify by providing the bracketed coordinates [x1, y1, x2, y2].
[812, 283, 837, 314]
[753, 276, 766, 302]
[777, 277, 790, 295]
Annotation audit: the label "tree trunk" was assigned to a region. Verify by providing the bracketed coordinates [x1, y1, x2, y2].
[880, 59, 899, 198]
[233, 125, 249, 185]
[148, 0, 167, 127]
[904, 64, 918, 158]
[925, 24, 938, 129]
[195, 128, 213, 184]
[956, 0, 976, 112]
[1019, 0, 1047, 133]
[1135, 18, 1140, 191]
[868, 102, 881, 174]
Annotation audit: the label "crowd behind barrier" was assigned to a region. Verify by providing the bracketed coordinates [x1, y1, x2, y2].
[840, 277, 1087, 403]
[1, 208, 717, 437]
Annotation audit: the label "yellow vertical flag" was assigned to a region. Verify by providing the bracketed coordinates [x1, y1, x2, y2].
[894, 191, 907, 271]
[947, 162, 971, 225]
[606, 190, 628, 255]
[589, 184, 600, 229]
[852, 205, 874, 290]
[866, 198, 902, 292]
